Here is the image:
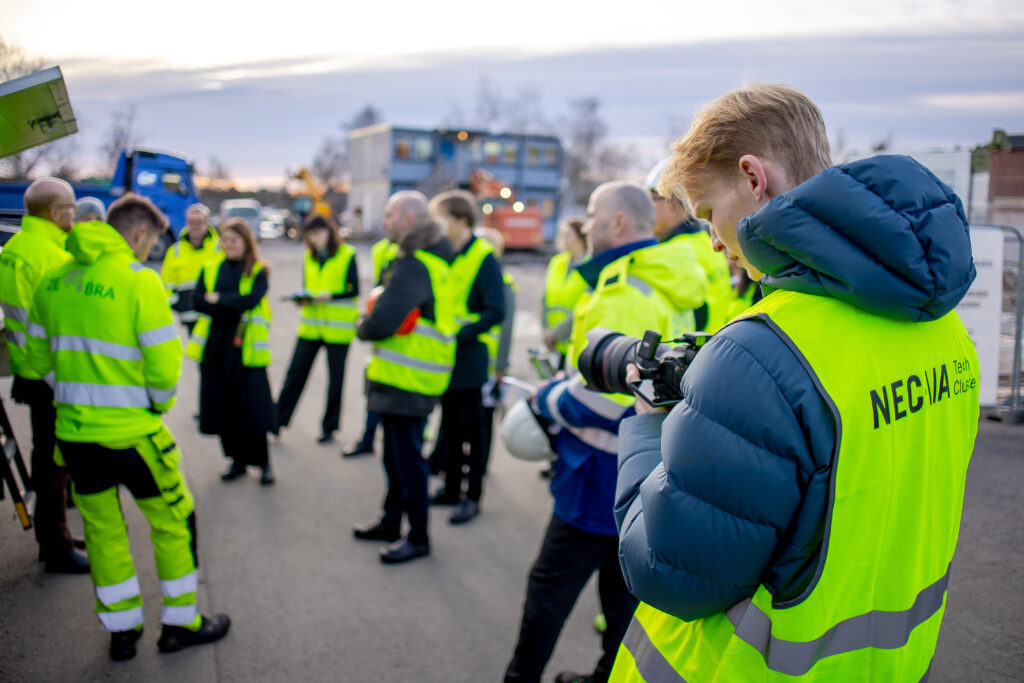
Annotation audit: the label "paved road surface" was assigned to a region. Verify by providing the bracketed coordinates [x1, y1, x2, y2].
[1, 240, 1021, 681]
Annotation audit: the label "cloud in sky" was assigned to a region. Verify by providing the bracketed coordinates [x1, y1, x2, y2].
[29, 29, 1024, 184]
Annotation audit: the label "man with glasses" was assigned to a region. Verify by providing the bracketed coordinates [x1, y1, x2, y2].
[0, 177, 89, 573]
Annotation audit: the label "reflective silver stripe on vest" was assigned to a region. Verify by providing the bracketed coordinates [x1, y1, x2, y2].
[625, 568, 951, 679]
[177, 280, 198, 290]
[413, 323, 454, 345]
[179, 310, 200, 323]
[51, 336, 143, 361]
[1, 303, 29, 324]
[726, 567, 951, 676]
[252, 342, 270, 351]
[129, 262, 146, 272]
[95, 575, 141, 607]
[375, 348, 452, 374]
[299, 318, 356, 329]
[55, 382, 151, 408]
[161, 604, 198, 626]
[160, 571, 198, 599]
[622, 616, 687, 682]
[148, 386, 177, 404]
[98, 606, 144, 632]
[138, 324, 179, 347]
[567, 376, 631, 421]
[249, 315, 270, 326]
[25, 321, 47, 339]
[6, 329, 26, 347]
[626, 275, 654, 297]
[544, 304, 573, 316]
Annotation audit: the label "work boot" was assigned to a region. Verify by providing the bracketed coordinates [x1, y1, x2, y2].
[449, 499, 480, 525]
[554, 672, 594, 683]
[157, 614, 231, 653]
[342, 442, 374, 458]
[109, 627, 143, 661]
[43, 548, 90, 574]
[260, 466, 275, 486]
[220, 462, 247, 481]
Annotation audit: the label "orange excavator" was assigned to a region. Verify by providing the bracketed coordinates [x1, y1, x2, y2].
[293, 167, 333, 219]
[469, 169, 544, 250]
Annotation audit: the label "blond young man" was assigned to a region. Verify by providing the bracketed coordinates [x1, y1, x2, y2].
[611, 84, 979, 681]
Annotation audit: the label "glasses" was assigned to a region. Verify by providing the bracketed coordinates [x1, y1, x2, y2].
[55, 203, 76, 210]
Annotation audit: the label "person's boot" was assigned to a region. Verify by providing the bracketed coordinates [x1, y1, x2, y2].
[109, 627, 143, 661]
[43, 548, 90, 574]
[260, 466, 275, 486]
[220, 462, 247, 481]
[342, 441, 374, 458]
[157, 614, 231, 653]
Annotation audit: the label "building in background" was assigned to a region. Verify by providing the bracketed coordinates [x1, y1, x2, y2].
[348, 124, 563, 242]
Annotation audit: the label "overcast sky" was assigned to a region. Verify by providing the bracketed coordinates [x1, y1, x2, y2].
[5, 0, 1024, 186]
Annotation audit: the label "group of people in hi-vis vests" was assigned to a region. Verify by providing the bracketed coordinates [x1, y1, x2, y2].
[2, 81, 981, 678]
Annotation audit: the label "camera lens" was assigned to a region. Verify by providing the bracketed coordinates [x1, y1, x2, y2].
[578, 329, 638, 396]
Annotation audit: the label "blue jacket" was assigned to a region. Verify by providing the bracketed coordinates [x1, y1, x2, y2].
[615, 156, 976, 620]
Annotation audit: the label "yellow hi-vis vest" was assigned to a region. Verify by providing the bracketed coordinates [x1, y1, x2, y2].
[297, 245, 358, 344]
[450, 237, 494, 329]
[481, 272, 517, 375]
[0, 215, 72, 379]
[612, 290, 980, 682]
[668, 231, 733, 333]
[371, 238, 398, 284]
[365, 250, 456, 397]
[23, 222, 182, 443]
[160, 227, 220, 322]
[543, 250, 588, 356]
[185, 260, 272, 367]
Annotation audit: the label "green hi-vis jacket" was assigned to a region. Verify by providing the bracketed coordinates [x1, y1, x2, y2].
[542, 250, 588, 356]
[185, 259, 272, 367]
[297, 245, 358, 344]
[159, 226, 220, 320]
[0, 215, 73, 379]
[24, 221, 182, 443]
[366, 249, 457, 397]
[668, 230, 734, 333]
[613, 290, 979, 682]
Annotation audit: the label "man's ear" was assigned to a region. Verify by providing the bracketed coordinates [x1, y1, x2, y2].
[738, 155, 769, 203]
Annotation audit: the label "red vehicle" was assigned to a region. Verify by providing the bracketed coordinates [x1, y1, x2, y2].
[469, 169, 544, 250]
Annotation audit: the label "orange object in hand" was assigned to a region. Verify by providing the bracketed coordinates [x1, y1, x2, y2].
[366, 285, 420, 336]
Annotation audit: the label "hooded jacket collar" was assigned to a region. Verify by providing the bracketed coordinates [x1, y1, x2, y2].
[65, 221, 137, 266]
[738, 155, 975, 322]
[20, 215, 68, 248]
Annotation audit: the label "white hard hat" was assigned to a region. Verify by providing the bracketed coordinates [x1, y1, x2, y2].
[645, 157, 693, 213]
[501, 399, 555, 462]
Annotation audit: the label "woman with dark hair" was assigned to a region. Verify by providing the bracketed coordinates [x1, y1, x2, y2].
[188, 218, 277, 484]
[275, 215, 359, 443]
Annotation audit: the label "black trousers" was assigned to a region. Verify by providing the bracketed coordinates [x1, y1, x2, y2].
[379, 414, 429, 546]
[220, 425, 269, 469]
[355, 409, 381, 450]
[504, 514, 639, 683]
[11, 377, 72, 559]
[276, 338, 349, 436]
[440, 388, 485, 502]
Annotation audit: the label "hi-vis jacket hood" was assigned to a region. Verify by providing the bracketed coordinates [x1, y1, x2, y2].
[629, 238, 707, 313]
[66, 221, 136, 266]
[739, 155, 976, 322]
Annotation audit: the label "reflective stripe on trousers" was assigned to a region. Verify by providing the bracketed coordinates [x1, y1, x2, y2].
[98, 606, 145, 632]
[620, 568, 950, 680]
[95, 575, 141, 606]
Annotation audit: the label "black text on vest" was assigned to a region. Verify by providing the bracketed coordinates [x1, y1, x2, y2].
[869, 358, 977, 429]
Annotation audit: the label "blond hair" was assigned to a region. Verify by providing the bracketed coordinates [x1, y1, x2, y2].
[660, 83, 831, 198]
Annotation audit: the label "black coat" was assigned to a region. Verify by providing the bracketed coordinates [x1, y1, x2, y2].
[193, 259, 277, 437]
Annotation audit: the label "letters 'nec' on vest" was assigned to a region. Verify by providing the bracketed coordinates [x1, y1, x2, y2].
[612, 290, 980, 682]
[297, 245, 358, 344]
[543, 250, 589, 356]
[366, 250, 456, 397]
[0, 215, 73, 379]
[185, 259, 272, 367]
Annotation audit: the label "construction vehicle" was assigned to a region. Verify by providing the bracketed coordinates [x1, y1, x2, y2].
[469, 169, 544, 250]
[287, 167, 333, 239]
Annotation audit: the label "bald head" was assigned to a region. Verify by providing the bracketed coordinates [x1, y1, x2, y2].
[584, 181, 655, 255]
[24, 178, 76, 232]
[382, 190, 431, 244]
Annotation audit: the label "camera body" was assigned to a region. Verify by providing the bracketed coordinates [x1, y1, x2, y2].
[577, 328, 713, 407]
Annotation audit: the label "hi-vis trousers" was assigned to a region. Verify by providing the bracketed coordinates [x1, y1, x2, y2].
[58, 425, 201, 633]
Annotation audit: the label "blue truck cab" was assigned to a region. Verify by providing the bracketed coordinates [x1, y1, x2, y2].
[0, 148, 200, 260]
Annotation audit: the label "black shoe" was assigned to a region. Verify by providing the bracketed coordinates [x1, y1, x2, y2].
[379, 537, 430, 564]
[260, 467, 275, 486]
[220, 463, 247, 481]
[43, 548, 90, 574]
[539, 464, 554, 480]
[157, 614, 231, 653]
[109, 627, 143, 661]
[352, 521, 401, 542]
[430, 489, 461, 506]
[554, 672, 594, 683]
[72, 538, 87, 550]
[342, 443, 374, 458]
[317, 433, 334, 444]
[449, 499, 480, 525]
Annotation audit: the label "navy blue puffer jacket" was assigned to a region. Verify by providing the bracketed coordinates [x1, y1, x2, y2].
[614, 156, 975, 620]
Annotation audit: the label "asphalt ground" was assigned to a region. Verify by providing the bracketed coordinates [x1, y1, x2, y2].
[0, 239, 1021, 682]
